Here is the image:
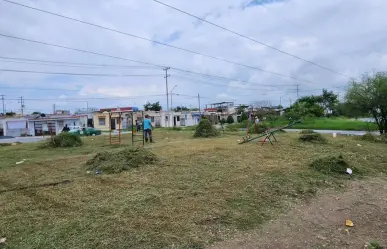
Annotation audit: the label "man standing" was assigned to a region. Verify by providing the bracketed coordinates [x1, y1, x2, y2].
[143, 114, 153, 143]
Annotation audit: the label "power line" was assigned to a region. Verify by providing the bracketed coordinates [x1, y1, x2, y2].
[0, 34, 301, 87]
[2, 0, 314, 83]
[0, 69, 164, 77]
[6, 94, 167, 102]
[0, 56, 160, 69]
[0, 86, 79, 91]
[151, 0, 350, 78]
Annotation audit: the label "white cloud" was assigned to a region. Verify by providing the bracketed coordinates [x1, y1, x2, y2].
[0, 0, 386, 114]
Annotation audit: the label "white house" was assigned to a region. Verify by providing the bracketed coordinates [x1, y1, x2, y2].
[143, 111, 201, 128]
[28, 115, 88, 136]
[1, 117, 29, 137]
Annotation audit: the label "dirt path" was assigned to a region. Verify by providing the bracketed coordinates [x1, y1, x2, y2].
[210, 178, 387, 249]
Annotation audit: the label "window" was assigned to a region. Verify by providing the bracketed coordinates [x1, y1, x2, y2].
[176, 116, 180, 121]
[98, 117, 106, 126]
[151, 117, 155, 122]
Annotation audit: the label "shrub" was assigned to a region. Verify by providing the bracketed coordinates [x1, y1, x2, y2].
[220, 118, 226, 125]
[248, 122, 269, 134]
[40, 132, 83, 148]
[194, 119, 219, 138]
[310, 155, 355, 175]
[299, 133, 326, 143]
[85, 147, 157, 174]
[225, 124, 238, 132]
[226, 115, 234, 124]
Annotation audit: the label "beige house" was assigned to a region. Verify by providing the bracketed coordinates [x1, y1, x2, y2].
[93, 107, 136, 131]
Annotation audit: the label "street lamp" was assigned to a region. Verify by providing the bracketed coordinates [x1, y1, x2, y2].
[170, 85, 177, 111]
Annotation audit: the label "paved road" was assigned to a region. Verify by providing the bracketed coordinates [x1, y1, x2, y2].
[283, 129, 379, 136]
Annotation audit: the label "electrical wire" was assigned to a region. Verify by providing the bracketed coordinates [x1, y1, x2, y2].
[2, 0, 315, 83]
[0, 34, 303, 87]
[0, 69, 164, 77]
[151, 0, 350, 78]
[0, 56, 161, 69]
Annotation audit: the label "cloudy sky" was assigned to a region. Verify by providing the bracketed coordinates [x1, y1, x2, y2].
[0, 0, 386, 114]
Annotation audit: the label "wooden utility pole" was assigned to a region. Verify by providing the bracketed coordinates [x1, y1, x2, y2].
[18, 96, 24, 115]
[0, 95, 4, 114]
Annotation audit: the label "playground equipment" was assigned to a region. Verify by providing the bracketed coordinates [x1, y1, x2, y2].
[238, 120, 301, 145]
[107, 109, 123, 145]
[131, 111, 145, 147]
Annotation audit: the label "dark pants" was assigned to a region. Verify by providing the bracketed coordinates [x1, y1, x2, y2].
[144, 129, 152, 142]
[137, 125, 141, 132]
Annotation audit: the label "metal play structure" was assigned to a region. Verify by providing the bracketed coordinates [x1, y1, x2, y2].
[131, 111, 145, 147]
[238, 120, 301, 145]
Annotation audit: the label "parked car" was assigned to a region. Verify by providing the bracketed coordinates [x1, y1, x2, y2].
[69, 127, 101, 136]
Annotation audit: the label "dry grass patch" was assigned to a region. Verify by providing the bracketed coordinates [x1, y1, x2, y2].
[0, 132, 386, 248]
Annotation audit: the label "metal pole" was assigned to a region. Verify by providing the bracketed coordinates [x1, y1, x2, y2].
[164, 67, 170, 126]
[198, 93, 200, 112]
[0, 95, 5, 114]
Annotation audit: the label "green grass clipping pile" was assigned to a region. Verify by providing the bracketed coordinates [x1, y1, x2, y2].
[310, 155, 358, 175]
[39, 132, 83, 148]
[85, 147, 157, 174]
[194, 118, 219, 138]
[299, 130, 327, 143]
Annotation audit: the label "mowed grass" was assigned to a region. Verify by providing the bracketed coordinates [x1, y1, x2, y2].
[0, 131, 386, 249]
[270, 117, 378, 131]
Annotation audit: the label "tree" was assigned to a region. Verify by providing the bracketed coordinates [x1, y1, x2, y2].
[143, 101, 162, 111]
[5, 112, 15, 116]
[320, 89, 339, 115]
[174, 106, 189, 112]
[190, 108, 199, 111]
[226, 115, 234, 124]
[32, 111, 41, 115]
[346, 72, 387, 134]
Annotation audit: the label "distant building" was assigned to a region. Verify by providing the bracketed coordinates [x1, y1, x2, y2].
[54, 110, 71, 115]
[93, 107, 138, 131]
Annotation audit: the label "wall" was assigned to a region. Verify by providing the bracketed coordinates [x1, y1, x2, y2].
[93, 112, 131, 131]
[4, 119, 29, 137]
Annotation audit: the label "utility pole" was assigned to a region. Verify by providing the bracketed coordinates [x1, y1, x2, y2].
[163, 67, 170, 126]
[53, 104, 56, 114]
[198, 93, 201, 112]
[18, 96, 25, 115]
[0, 95, 4, 114]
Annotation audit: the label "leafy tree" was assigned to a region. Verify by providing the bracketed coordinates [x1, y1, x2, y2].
[174, 106, 189, 112]
[190, 108, 199, 111]
[226, 115, 234, 124]
[219, 118, 226, 125]
[240, 112, 248, 121]
[32, 111, 41, 115]
[346, 72, 387, 134]
[5, 112, 15, 116]
[143, 101, 162, 111]
[320, 89, 339, 115]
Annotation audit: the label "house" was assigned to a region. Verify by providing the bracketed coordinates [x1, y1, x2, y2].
[93, 107, 139, 131]
[28, 115, 88, 136]
[0, 117, 29, 137]
[144, 111, 201, 127]
[204, 102, 237, 124]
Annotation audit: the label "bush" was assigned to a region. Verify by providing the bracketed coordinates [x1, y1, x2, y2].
[310, 155, 355, 175]
[194, 119, 219, 138]
[40, 132, 83, 148]
[248, 122, 269, 134]
[220, 118, 226, 125]
[85, 147, 157, 174]
[226, 115, 234, 124]
[225, 124, 238, 132]
[299, 132, 326, 143]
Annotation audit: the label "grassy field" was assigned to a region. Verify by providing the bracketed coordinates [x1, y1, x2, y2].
[268, 117, 378, 131]
[0, 130, 386, 248]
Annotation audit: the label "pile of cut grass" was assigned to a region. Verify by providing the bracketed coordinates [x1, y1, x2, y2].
[39, 132, 83, 148]
[310, 155, 356, 175]
[360, 133, 378, 142]
[194, 118, 219, 138]
[299, 131, 326, 143]
[85, 146, 157, 174]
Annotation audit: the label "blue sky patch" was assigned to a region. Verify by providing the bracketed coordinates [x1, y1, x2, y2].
[247, 0, 284, 7]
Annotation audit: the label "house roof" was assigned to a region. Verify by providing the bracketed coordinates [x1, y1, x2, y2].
[28, 115, 87, 121]
[98, 107, 139, 112]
